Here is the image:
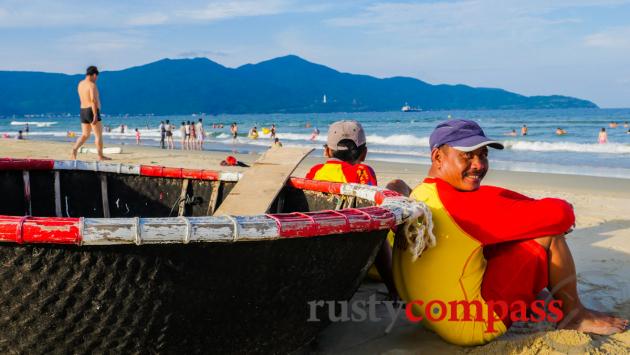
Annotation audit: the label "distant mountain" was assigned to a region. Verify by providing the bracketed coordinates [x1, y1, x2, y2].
[0, 55, 597, 115]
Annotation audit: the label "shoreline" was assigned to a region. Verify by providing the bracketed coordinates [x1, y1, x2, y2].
[2, 139, 629, 197]
[1, 139, 629, 353]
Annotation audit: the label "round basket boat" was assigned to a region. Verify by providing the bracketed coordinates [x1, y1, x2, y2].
[0, 157, 428, 354]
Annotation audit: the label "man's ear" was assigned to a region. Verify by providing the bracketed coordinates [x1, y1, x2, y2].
[430, 147, 441, 166]
[324, 146, 333, 158]
[358, 147, 368, 163]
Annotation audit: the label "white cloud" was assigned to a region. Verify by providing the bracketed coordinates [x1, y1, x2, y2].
[326, 0, 628, 36]
[58, 32, 145, 52]
[584, 27, 630, 49]
[177, 0, 292, 21]
[0, 0, 328, 28]
[127, 12, 169, 26]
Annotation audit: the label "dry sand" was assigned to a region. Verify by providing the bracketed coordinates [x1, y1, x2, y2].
[1, 139, 629, 354]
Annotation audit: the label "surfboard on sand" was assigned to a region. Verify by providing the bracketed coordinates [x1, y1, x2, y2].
[79, 147, 123, 154]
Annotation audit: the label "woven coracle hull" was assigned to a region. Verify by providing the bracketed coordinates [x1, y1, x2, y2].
[0, 231, 384, 354]
[0, 158, 429, 353]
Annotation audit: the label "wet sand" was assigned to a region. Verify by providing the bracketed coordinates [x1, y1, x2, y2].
[1, 139, 629, 353]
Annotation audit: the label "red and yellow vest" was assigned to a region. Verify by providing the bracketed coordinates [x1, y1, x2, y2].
[393, 178, 574, 345]
[305, 159, 377, 186]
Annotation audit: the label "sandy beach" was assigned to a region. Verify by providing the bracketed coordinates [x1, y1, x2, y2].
[1, 139, 629, 354]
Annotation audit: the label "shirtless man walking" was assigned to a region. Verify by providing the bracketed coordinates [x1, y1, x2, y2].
[71, 66, 110, 160]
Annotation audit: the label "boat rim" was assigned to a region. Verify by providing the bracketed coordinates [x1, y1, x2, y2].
[0, 157, 427, 246]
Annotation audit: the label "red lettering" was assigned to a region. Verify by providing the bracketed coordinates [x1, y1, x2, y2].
[486, 300, 508, 333]
[509, 300, 529, 323]
[547, 300, 564, 323]
[425, 300, 447, 322]
[448, 300, 484, 321]
[530, 300, 547, 322]
[405, 300, 424, 322]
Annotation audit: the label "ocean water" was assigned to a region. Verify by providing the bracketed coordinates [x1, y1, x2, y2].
[2, 108, 630, 179]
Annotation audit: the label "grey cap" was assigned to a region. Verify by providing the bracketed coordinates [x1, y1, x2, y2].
[326, 120, 366, 150]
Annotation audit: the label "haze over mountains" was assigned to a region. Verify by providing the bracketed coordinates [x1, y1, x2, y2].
[0, 55, 597, 115]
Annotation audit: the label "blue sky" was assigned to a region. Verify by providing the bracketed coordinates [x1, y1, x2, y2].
[1, 0, 630, 107]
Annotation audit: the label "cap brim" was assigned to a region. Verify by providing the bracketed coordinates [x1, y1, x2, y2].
[450, 137, 504, 152]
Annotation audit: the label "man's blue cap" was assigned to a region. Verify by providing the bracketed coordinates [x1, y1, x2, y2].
[429, 119, 504, 152]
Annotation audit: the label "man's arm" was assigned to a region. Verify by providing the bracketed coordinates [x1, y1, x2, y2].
[89, 85, 99, 124]
[436, 181, 575, 245]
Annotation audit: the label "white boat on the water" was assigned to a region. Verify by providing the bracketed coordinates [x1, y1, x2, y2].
[401, 103, 421, 112]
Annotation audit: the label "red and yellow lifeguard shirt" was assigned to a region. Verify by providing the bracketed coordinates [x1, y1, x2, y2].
[393, 177, 574, 346]
[305, 159, 377, 186]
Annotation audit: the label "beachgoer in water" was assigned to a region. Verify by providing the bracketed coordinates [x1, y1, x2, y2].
[186, 121, 193, 149]
[556, 128, 567, 135]
[71, 66, 110, 160]
[272, 138, 282, 147]
[190, 120, 197, 149]
[521, 124, 528, 136]
[230, 122, 238, 142]
[305, 120, 397, 298]
[270, 124, 277, 139]
[159, 121, 166, 149]
[196, 118, 205, 150]
[609, 122, 617, 129]
[25, 123, 29, 134]
[165, 120, 174, 149]
[180, 122, 187, 150]
[249, 126, 259, 139]
[388, 119, 628, 346]
[135, 128, 141, 145]
[310, 127, 320, 141]
[598, 127, 608, 144]
[505, 129, 517, 137]
[623, 121, 629, 128]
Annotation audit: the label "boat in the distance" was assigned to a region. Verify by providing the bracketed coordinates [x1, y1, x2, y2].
[401, 103, 422, 112]
[0, 157, 429, 353]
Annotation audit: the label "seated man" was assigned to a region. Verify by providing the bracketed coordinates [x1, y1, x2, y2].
[306, 120, 396, 297]
[306, 120, 376, 185]
[392, 119, 627, 345]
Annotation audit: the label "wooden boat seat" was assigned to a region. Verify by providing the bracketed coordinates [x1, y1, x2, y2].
[214, 147, 313, 216]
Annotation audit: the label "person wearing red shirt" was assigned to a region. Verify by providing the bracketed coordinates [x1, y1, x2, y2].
[306, 120, 395, 298]
[392, 119, 628, 345]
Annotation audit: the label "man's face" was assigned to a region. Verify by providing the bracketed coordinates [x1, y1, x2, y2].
[432, 145, 488, 191]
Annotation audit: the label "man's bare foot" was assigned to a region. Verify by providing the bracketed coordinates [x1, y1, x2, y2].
[559, 307, 628, 335]
[98, 155, 111, 161]
[71, 148, 78, 160]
